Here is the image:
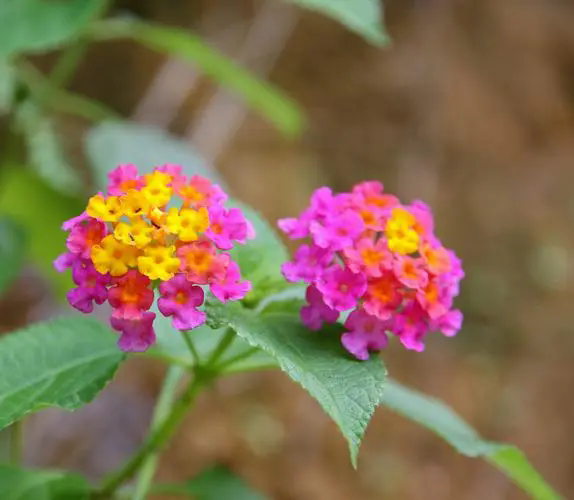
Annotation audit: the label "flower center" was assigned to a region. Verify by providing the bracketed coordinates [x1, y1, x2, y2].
[175, 291, 188, 304]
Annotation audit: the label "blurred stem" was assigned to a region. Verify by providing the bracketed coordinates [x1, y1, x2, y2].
[47, 0, 111, 89]
[180, 330, 201, 366]
[9, 420, 21, 465]
[48, 38, 89, 90]
[132, 366, 185, 500]
[206, 328, 236, 366]
[94, 372, 209, 499]
[15, 61, 120, 122]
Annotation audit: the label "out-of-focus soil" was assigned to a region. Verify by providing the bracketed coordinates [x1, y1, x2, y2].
[3, 0, 574, 498]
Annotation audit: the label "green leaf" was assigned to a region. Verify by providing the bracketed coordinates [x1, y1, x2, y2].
[155, 465, 268, 500]
[0, 0, 106, 57]
[15, 101, 83, 196]
[206, 300, 386, 466]
[0, 216, 25, 294]
[85, 122, 224, 191]
[286, 0, 389, 46]
[148, 305, 276, 372]
[0, 316, 125, 431]
[0, 464, 90, 499]
[382, 380, 564, 500]
[255, 286, 306, 314]
[0, 59, 16, 114]
[90, 19, 304, 136]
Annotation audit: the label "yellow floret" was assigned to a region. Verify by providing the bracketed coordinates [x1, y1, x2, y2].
[114, 218, 154, 248]
[91, 235, 139, 276]
[120, 189, 151, 218]
[165, 207, 209, 242]
[86, 194, 122, 222]
[149, 207, 166, 227]
[141, 171, 173, 207]
[385, 208, 420, 255]
[165, 207, 182, 235]
[387, 228, 419, 254]
[137, 244, 180, 281]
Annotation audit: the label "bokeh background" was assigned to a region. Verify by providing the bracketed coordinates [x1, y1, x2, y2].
[1, 0, 574, 498]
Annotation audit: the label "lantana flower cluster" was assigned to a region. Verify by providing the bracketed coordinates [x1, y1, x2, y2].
[54, 164, 253, 351]
[278, 181, 464, 360]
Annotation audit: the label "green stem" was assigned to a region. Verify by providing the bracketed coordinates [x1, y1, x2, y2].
[180, 330, 201, 366]
[206, 328, 236, 366]
[93, 374, 207, 499]
[48, 38, 89, 90]
[15, 61, 120, 122]
[10, 420, 22, 465]
[215, 347, 261, 372]
[132, 366, 184, 500]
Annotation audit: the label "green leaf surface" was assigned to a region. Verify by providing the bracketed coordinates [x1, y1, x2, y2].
[90, 19, 304, 136]
[0, 216, 26, 294]
[85, 122, 223, 191]
[0, 166, 83, 297]
[382, 380, 563, 500]
[155, 465, 268, 500]
[16, 101, 83, 196]
[206, 300, 386, 466]
[0, 0, 105, 57]
[286, 0, 389, 46]
[0, 464, 90, 499]
[0, 316, 125, 431]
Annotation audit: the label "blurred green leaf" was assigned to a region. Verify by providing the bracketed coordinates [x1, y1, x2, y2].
[206, 300, 386, 467]
[0, 216, 25, 294]
[0, 315, 124, 431]
[85, 122, 223, 190]
[0, 59, 16, 114]
[0, 464, 90, 499]
[15, 101, 83, 196]
[90, 19, 304, 136]
[286, 0, 389, 46]
[154, 465, 268, 500]
[0, 166, 83, 297]
[0, 0, 106, 57]
[382, 380, 564, 500]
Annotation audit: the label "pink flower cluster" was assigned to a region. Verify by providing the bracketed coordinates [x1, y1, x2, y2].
[54, 164, 253, 352]
[278, 181, 464, 360]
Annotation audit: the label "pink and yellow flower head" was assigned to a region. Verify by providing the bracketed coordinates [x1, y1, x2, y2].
[278, 180, 464, 360]
[55, 164, 253, 352]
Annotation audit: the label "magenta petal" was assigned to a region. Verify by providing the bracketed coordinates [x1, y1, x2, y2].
[111, 312, 156, 352]
[341, 332, 370, 361]
[61, 212, 89, 231]
[117, 330, 155, 352]
[67, 288, 94, 314]
[158, 296, 178, 317]
[173, 308, 206, 330]
[53, 252, 77, 272]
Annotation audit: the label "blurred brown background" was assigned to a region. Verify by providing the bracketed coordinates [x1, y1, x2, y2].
[2, 0, 574, 498]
